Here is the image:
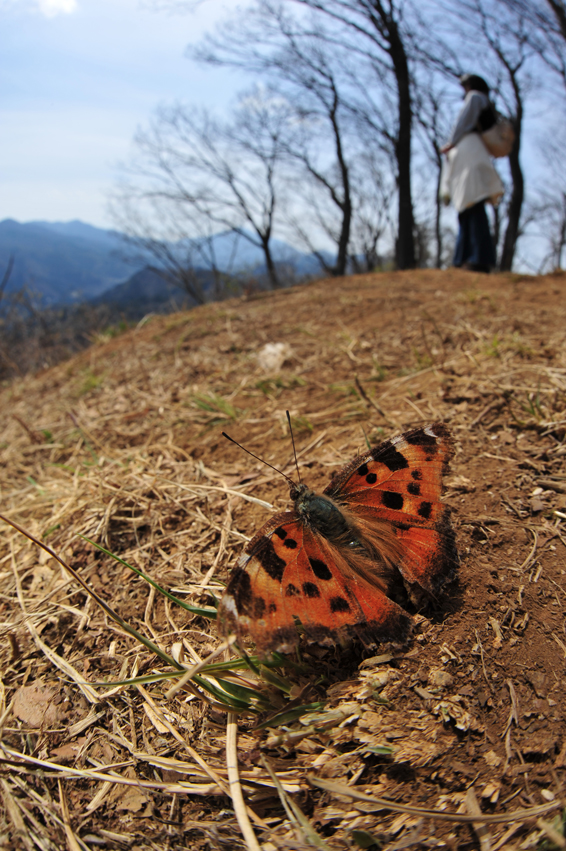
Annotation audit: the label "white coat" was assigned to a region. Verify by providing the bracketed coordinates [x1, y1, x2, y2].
[440, 132, 504, 213]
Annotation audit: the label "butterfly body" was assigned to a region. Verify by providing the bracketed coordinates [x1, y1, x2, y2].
[291, 484, 366, 551]
[219, 423, 458, 656]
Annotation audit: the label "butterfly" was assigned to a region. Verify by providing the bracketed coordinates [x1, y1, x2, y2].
[219, 423, 458, 656]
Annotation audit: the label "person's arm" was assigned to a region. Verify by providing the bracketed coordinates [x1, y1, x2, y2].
[440, 92, 487, 153]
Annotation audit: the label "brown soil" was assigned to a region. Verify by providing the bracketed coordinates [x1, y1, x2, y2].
[1, 268, 566, 850]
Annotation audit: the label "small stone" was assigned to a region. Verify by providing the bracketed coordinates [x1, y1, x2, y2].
[481, 781, 500, 803]
[483, 749, 502, 767]
[13, 682, 64, 727]
[428, 669, 454, 688]
[527, 671, 546, 697]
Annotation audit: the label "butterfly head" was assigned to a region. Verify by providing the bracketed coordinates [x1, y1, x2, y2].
[289, 481, 309, 503]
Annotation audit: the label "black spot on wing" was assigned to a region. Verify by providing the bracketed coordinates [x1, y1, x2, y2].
[393, 521, 411, 531]
[330, 596, 350, 613]
[411, 469, 422, 480]
[284, 538, 298, 549]
[274, 527, 287, 539]
[303, 582, 320, 598]
[253, 597, 266, 618]
[230, 569, 252, 616]
[418, 501, 432, 519]
[253, 537, 286, 583]
[357, 463, 369, 476]
[407, 481, 420, 496]
[374, 443, 409, 471]
[406, 428, 437, 446]
[268, 602, 277, 614]
[406, 429, 437, 454]
[310, 557, 332, 580]
[382, 491, 404, 510]
[365, 473, 377, 485]
[285, 584, 300, 597]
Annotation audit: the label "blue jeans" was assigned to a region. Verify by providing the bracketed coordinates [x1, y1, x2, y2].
[454, 200, 495, 272]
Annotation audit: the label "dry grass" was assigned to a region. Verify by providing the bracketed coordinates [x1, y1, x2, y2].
[1, 269, 566, 850]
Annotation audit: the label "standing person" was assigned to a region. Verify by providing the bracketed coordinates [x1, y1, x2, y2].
[440, 74, 504, 273]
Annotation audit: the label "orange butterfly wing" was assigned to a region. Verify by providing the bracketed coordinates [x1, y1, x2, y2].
[324, 423, 457, 596]
[219, 423, 458, 656]
[220, 513, 412, 656]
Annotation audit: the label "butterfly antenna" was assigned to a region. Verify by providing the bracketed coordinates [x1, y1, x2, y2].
[222, 432, 296, 487]
[285, 410, 302, 484]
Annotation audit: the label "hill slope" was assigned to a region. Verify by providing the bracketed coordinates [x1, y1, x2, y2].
[1, 269, 565, 849]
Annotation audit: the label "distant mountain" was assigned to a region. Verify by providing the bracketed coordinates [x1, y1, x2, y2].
[88, 266, 217, 320]
[30, 219, 137, 250]
[182, 230, 301, 270]
[0, 219, 143, 306]
[178, 229, 332, 277]
[0, 219, 331, 308]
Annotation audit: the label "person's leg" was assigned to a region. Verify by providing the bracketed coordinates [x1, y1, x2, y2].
[453, 208, 471, 267]
[468, 201, 495, 272]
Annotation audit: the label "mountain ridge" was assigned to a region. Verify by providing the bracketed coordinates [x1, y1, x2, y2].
[0, 219, 330, 307]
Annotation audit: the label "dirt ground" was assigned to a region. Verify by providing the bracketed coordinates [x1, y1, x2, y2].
[1, 268, 566, 850]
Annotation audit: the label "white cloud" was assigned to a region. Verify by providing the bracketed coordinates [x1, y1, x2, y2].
[36, 0, 77, 16]
[0, 0, 78, 14]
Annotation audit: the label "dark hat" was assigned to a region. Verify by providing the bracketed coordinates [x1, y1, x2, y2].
[459, 73, 490, 94]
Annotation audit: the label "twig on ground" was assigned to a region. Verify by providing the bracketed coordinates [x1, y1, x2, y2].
[354, 374, 399, 427]
[309, 777, 563, 824]
[465, 786, 492, 851]
[226, 714, 262, 851]
[57, 780, 84, 851]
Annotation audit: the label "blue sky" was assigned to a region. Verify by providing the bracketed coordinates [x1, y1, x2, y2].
[0, 0, 558, 272]
[0, 0, 244, 226]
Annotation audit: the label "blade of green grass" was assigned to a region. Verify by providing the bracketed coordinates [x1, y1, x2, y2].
[191, 675, 261, 711]
[79, 535, 217, 619]
[0, 512, 185, 673]
[257, 701, 326, 728]
[213, 677, 274, 708]
[258, 666, 292, 694]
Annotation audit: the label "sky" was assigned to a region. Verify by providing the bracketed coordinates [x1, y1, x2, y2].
[0, 0, 244, 227]
[0, 0, 560, 272]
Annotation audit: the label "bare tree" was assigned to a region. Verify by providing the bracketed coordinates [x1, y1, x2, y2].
[195, 0, 418, 270]
[527, 136, 566, 270]
[347, 149, 396, 271]
[289, 0, 417, 270]
[533, 190, 566, 270]
[472, 0, 532, 270]
[499, 0, 566, 84]
[195, 2, 361, 276]
[112, 87, 292, 293]
[421, 0, 533, 270]
[271, 46, 355, 276]
[414, 79, 453, 267]
[109, 196, 216, 305]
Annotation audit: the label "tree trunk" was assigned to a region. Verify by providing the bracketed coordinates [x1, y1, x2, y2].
[499, 106, 523, 271]
[559, 193, 566, 268]
[292, 0, 416, 269]
[334, 199, 352, 275]
[387, 11, 416, 270]
[492, 203, 501, 258]
[329, 87, 352, 276]
[434, 151, 443, 268]
[262, 235, 281, 288]
[546, 0, 566, 40]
